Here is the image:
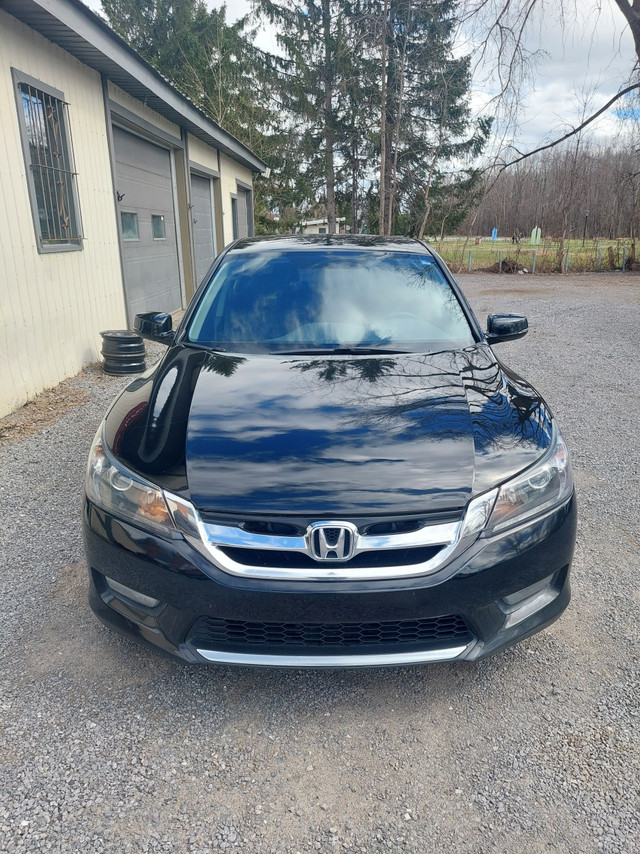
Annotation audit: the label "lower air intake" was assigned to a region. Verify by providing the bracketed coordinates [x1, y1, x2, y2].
[188, 614, 473, 652]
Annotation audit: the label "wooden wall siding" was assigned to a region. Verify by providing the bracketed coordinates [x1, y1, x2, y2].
[0, 11, 126, 417]
[219, 153, 254, 246]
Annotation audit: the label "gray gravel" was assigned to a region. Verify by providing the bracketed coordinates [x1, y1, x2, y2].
[1, 272, 639, 854]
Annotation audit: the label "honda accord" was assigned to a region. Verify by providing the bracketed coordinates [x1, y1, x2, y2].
[83, 236, 577, 667]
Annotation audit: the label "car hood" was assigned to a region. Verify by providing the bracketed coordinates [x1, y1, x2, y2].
[105, 344, 553, 517]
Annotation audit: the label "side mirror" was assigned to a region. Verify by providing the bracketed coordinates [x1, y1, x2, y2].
[134, 312, 175, 345]
[486, 314, 528, 344]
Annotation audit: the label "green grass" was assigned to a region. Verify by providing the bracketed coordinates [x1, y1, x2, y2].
[432, 237, 635, 273]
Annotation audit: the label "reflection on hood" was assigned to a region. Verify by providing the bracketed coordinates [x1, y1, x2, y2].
[105, 343, 552, 513]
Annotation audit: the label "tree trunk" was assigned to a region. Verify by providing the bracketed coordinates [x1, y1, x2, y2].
[388, 8, 409, 236]
[378, 0, 389, 235]
[557, 209, 569, 272]
[416, 73, 451, 241]
[351, 143, 359, 234]
[614, 1, 640, 61]
[417, 151, 440, 240]
[382, 127, 394, 234]
[381, 43, 396, 235]
[322, 0, 336, 233]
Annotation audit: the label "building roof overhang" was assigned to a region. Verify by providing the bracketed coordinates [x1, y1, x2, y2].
[2, 0, 267, 173]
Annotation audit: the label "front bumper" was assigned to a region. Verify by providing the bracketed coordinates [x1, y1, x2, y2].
[83, 494, 577, 667]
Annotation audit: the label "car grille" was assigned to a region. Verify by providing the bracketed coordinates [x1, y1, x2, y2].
[188, 614, 473, 654]
[219, 544, 443, 570]
[195, 511, 463, 581]
[199, 511, 462, 537]
[220, 546, 442, 570]
[239, 519, 302, 536]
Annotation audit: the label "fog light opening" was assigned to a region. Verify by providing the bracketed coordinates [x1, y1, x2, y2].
[105, 576, 160, 608]
[500, 574, 556, 628]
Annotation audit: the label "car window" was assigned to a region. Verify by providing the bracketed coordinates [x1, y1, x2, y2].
[186, 249, 475, 353]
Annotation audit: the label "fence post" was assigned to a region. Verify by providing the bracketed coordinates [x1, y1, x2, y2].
[499, 250, 503, 272]
[468, 250, 472, 272]
[532, 250, 536, 274]
[564, 249, 570, 272]
[597, 248, 602, 269]
[622, 247, 627, 271]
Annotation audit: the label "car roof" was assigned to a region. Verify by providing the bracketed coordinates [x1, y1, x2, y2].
[228, 235, 433, 254]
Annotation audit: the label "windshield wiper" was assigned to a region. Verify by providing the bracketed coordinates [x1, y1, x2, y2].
[183, 341, 227, 352]
[272, 346, 411, 356]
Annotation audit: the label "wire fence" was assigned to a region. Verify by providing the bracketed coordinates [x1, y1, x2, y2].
[435, 239, 638, 274]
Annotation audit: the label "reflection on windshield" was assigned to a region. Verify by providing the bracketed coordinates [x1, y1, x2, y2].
[187, 249, 474, 353]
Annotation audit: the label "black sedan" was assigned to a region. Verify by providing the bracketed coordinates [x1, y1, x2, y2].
[83, 236, 576, 667]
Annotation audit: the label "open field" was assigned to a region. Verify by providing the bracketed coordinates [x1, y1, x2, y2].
[435, 237, 636, 273]
[1, 273, 639, 854]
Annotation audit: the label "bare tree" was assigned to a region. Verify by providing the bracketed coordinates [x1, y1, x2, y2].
[458, 1, 640, 167]
[459, 127, 640, 259]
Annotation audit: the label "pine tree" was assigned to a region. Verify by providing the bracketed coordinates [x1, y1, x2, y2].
[364, 0, 490, 235]
[100, 0, 297, 232]
[101, 0, 490, 237]
[253, 1, 365, 233]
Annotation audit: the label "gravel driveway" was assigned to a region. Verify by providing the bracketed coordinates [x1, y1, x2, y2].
[1, 273, 638, 854]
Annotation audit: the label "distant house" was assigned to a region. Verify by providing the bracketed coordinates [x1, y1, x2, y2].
[0, 0, 266, 417]
[300, 218, 349, 235]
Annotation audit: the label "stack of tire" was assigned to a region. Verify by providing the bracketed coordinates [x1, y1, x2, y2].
[100, 330, 145, 375]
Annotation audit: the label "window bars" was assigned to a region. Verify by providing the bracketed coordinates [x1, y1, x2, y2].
[19, 81, 82, 246]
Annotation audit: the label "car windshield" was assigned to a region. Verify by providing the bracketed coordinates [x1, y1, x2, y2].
[186, 248, 476, 353]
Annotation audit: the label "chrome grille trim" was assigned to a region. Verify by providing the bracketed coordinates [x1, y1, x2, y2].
[200, 519, 459, 553]
[201, 525, 309, 551]
[185, 516, 466, 581]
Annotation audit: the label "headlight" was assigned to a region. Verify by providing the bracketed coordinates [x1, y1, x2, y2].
[459, 488, 498, 539]
[85, 427, 180, 538]
[480, 428, 573, 537]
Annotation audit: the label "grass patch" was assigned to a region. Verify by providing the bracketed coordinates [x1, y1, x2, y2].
[433, 238, 635, 273]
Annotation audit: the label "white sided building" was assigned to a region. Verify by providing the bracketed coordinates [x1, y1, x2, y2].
[299, 217, 348, 235]
[0, 0, 265, 417]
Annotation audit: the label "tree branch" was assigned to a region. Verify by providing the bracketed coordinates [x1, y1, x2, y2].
[498, 82, 640, 171]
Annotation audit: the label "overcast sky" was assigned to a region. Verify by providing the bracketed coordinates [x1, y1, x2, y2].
[465, 1, 638, 151]
[85, 0, 638, 152]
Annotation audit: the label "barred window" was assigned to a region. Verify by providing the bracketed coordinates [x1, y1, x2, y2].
[13, 70, 83, 252]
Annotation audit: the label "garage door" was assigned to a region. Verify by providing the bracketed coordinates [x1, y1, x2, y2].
[235, 187, 249, 239]
[113, 126, 182, 317]
[190, 172, 216, 285]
